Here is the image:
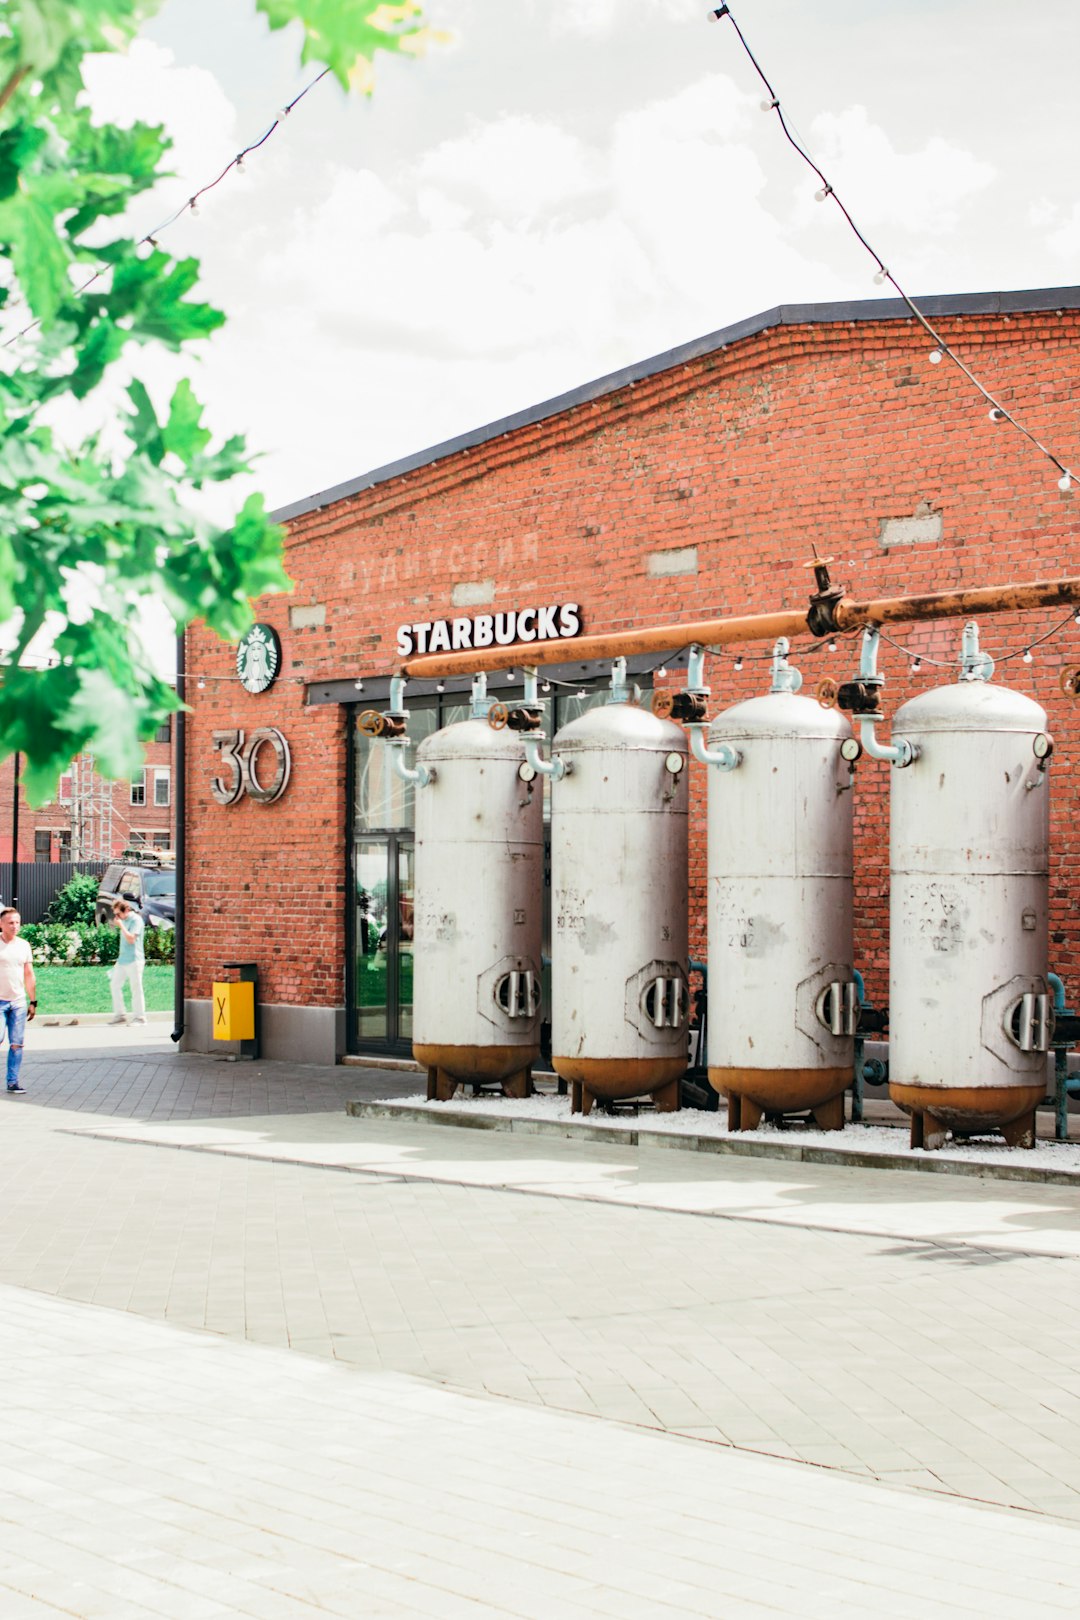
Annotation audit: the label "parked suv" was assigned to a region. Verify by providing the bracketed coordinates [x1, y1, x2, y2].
[95, 860, 176, 930]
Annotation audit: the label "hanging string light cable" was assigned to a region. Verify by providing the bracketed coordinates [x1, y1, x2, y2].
[2, 68, 331, 351]
[140, 68, 330, 241]
[706, 4, 1076, 492]
[877, 610, 1078, 669]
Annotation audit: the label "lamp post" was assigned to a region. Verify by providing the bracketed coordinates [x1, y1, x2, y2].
[10, 751, 19, 909]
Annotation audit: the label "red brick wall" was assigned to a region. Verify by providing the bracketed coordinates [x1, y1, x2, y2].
[0, 740, 176, 863]
[186, 305, 1080, 1017]
[185, 674, 347, 1004]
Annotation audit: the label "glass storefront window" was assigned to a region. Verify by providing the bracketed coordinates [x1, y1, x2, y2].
[354, 703, 438, 831]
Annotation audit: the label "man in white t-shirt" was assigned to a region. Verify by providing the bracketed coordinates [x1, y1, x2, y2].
[0, 908, 36, 1095]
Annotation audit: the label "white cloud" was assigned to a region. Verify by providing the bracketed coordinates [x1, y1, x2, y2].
[81, 41, 238, 231]
[417, 116, 600, 222]
[166, 65, 876, 506]
[226, 71, 823, 400]
[1031, 199, 1080, 260]
[68, 1, 1063, 524]
[797, 105, 995, 235]
[547, 0, 700, 35]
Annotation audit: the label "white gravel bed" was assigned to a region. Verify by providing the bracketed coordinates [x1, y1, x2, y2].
[369, 1089, 1080, 1173]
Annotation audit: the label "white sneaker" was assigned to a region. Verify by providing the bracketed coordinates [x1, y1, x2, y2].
[130, 1017, 147, 1025]
[107, 1015, 126, 1025]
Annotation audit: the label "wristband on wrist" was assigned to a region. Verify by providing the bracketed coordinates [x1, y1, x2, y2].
[28, 1000, 37, 1006]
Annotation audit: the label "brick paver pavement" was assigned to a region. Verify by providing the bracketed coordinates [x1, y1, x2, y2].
[8, 1284, 1080, 1620]
[2, 1034, 1080, 1611]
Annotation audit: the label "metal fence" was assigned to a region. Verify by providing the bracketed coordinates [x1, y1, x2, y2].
[0, 862, 108, 924]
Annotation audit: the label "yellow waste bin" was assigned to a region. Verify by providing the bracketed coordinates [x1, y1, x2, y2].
[212, 979, 255, 1042]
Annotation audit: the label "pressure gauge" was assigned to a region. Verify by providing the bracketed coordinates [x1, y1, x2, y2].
[1032, 732, 1054, 761]
[840, 736, 862, 763]
[664, 752, 685, 774]
[518, 761, 537, 782]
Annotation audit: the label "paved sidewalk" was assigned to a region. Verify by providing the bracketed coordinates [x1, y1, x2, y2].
[4, 1284, 1080, 1620]
[3, 1034, 1080, 1611]
[0, 1097, 1078, 1521]
[11, 1027, 416, 1117]
[70, 1104, 1080, 1257]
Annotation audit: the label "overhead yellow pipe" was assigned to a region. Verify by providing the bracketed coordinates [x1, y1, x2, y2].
[402, 575, 1080, 679]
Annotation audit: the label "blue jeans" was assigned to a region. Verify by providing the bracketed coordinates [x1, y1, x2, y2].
[0, 1001, 27, 1088]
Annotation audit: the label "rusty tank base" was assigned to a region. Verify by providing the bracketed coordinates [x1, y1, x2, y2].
[554, 1055, 685, 1117]
[890, 1082, 1044, 1152]
[414, 1043, 539, 1103]
[710, 1066, 852, 1133]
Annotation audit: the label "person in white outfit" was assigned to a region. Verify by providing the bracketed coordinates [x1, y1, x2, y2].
[108, 900, 146, 1025]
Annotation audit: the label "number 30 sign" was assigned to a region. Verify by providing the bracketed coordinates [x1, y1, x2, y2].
[211, 728, 291, 805]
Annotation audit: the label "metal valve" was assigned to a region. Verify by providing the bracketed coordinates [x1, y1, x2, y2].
[835, 680, 882, 715]
[804, 554, 847, 637]
[506, 705, 545, 733]
[669, 690, 710, 723]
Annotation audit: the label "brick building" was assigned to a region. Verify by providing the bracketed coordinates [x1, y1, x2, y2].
[0, 722, 176, 864]
[182, 286, 1080, 1064]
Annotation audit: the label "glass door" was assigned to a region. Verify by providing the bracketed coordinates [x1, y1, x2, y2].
[355, 838, 389, 1044]
[397, 840, 416, 1044]
[352, 834, 415, 1052]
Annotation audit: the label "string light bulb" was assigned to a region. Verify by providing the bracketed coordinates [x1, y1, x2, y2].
[353, 677, 364, 691]
[657, 666, 667, 677]
[435, 682, 444, 693]
[1022, 648, 1034, 664]
[188, 197, 199, 216]
[873, 268, 889, 284]
[733, 655, 743, 671]
[197, 676, 206, 690]
[928, 348, 944, 365]
[760, 96, 779, 111]
[576, 688, 586, 699]
[234, 154, 246, 175]
[988, 407, 1007, 423]
[541, 681, 551, 694]
[911, 657, 922, 673]
[827, 639, 837, 653]
[1074, 610, 1080, 626]
[1059, 471, 1073, 492]
[815, 185, 832, 202]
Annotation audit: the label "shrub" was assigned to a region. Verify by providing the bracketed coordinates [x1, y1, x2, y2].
[21, 919, 174, 965]
[144, 926, 175, 964]
[44, 872, 100, 927]
[22, 922, 119, 965]
[74, 925, 121, 966]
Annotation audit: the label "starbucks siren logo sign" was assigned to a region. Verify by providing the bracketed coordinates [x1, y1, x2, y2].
[236, 624, 281, 695]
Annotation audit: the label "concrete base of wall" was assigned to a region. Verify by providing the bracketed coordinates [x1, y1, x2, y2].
[181, 1000, 345, 1066]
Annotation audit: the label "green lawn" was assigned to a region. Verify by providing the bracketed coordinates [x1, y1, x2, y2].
[35, 963, 175, 1015]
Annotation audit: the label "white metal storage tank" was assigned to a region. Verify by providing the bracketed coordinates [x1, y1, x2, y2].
[411, 716, 544, 1099]
[550, 700, 689, 1114]
[702, 648, 858, 1130]
[888, 669, 1052, 1149]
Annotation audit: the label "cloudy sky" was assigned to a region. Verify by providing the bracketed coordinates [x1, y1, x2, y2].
[85, 0, 1078, 517]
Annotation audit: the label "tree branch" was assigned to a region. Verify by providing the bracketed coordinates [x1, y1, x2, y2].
[0, 67, 29, 119]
